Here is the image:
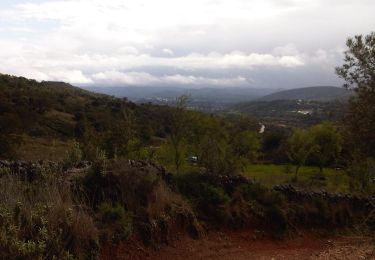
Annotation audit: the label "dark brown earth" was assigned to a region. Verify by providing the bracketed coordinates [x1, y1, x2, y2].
[101, 231, 375, 260]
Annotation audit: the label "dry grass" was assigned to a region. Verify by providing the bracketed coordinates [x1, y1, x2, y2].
[17, 135, 74, 161]
[0, 173, 98, 259]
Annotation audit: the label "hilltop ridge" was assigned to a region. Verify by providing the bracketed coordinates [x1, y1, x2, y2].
[257, 86, 352, 102]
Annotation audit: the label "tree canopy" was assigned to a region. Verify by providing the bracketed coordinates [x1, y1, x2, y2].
[336, 32, 375, 90]
[336, 32, 375, 158]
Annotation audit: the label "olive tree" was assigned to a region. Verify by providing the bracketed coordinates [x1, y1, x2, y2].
[287, 129, 313, 177]
[169, 95, 191, 173]
[336, 32, 375, 90]
[336, 32, 375, 158]
[309, 122, 343, 173]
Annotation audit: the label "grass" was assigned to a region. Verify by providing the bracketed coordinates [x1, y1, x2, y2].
[17, 135, 74, 161]
[243, 164, 350, 193]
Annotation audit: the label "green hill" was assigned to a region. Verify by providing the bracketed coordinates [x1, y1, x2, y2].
[0, 74, 173, 160]
[258, 86, 353, 102]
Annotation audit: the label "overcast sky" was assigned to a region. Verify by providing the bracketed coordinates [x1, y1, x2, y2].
[0, 0, 374, 88]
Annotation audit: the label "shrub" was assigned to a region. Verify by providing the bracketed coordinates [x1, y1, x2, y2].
[239, 183, 286, 207]
[265, 207, 288, 236]
[347, 157, 375, 195]
[80, 159, 200, 244]
[98, 203, 133, 242]
[63, 141, 83, 169]
[236, 183, 288, 235]
[0, 175, 98, 259]
[176, 173, 231, 222]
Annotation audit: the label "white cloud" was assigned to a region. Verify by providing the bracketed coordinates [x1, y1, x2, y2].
[162, 48, 174, 55]
[162, 74, 249, 86]
[91, 71, 251, 87]
[92, 71, 159, 86]
[48, 70, 93, 84]
[0, 0, 374, 87]
[273, 44, 300, 56]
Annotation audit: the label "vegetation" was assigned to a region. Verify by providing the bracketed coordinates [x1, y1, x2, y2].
[336, 32, 375, 158]
[286, 129, 313, 176]
[243, 164, 350, 192]
[231, 98, 348, 128]
[257, 86, 352, 102]
[0, 32, 375, 258]
[309, 122, 342, 173]
[0, 172, 98, 259]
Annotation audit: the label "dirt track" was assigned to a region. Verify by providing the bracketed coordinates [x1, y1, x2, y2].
[101, 231, 375, 260]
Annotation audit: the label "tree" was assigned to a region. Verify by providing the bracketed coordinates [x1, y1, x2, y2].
[336, 32, 375, 157]
[232, 130, 260, 164]
[287, 129, 313, 177]
[335, 32, 375, 90]
[168, 95, 191, 173]
[102, 107, 136, 159]
[197, 117, 238, 175]
[309, 122, 343, 173]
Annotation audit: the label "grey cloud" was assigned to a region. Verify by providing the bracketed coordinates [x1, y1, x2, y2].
[0, 0, 374, 88]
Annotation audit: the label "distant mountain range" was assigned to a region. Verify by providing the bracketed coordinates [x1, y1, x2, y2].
[83, 86, 275, 103]
[85, 86, 352, 104]
[257, 86, 353, 102]
[83, 86, 353, 112]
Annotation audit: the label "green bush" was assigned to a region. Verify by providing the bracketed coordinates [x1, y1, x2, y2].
[176, 174, 230, 222]
[236, 183, 288, 235]
[239, 183, 285, 207]
[63, 141, 83, 169]
[98, 203, 133, 242]
[347, 158, 375, 195]
[0, 176, 98, 259]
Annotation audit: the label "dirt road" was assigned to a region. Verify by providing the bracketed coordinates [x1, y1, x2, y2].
[101, 231, 375, 259]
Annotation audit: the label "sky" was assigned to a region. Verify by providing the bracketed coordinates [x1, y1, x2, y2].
[0, 0, 374, 89]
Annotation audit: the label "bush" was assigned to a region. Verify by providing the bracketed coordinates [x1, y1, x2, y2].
[239, 183, 286, 206]
[0, 175, 98, 259]
[347, 158, 375, 195]
[80, 159, 200, 244]
[265, 207, 288, 236]
[63, 141, 83, 169]
[176, 173, 231, 222]
[98, 203, 133, 242]
[236, 183, 288, 235]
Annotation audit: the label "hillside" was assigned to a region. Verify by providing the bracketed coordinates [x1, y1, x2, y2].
[231, 99, 348, 127]
[0, 74, 174, 160]
[229, 86, 352, 127]
[258, 86, 353, 102]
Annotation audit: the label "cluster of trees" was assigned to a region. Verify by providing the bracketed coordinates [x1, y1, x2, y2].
[157, 97, 345, 177]
[287, 122, 342, 176]
[0, 75, 175, 160]
[156, 96, 261, 174]
[0, 74, 263, 174]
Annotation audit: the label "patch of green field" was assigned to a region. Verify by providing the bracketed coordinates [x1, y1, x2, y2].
[243, 164, 350, 193]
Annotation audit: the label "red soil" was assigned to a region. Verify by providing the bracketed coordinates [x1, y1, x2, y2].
[100, 230, 375, 260]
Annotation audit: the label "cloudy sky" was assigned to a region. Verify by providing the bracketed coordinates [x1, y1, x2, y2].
[0, 0, 374, 88]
